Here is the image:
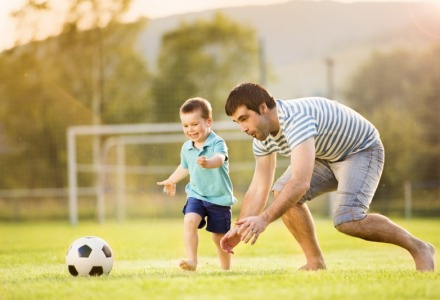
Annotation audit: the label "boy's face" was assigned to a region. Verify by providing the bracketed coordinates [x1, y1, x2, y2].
[180, 109, 212, 144]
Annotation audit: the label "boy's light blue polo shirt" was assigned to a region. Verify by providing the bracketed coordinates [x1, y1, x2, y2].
[181, 131, 237, 206]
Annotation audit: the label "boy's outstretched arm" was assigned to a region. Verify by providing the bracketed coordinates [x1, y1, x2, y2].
[157, 164, 189, 196]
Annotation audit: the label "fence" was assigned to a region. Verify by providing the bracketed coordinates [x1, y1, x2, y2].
[0, 120, 438, 222]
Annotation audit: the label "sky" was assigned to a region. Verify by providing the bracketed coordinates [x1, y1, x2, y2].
[0, 0, 437, 51]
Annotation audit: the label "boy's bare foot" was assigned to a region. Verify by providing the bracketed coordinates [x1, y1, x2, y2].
[179, 259, 197, 271]
[414, 242, 435, 272]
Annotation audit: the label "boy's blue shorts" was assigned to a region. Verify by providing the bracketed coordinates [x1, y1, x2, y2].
[182, 197, 232, 234]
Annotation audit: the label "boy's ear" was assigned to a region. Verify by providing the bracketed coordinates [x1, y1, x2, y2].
[207, 118, 213, 126]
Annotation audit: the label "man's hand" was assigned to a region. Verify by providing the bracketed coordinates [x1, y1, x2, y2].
[236, 215, 269, 245]
[220, 226, 242, 254]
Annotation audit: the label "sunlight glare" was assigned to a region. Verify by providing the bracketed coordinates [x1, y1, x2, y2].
[407, 1, 440, 39]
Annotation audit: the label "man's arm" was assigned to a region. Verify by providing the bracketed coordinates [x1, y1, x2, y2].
[260, 137, 315, 223]
[219, 152, 276, 253]
[239, 152, 277, 218]
[238, 137, 316, 243]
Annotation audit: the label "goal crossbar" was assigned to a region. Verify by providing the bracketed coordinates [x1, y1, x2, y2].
[67, 121, 238, 225]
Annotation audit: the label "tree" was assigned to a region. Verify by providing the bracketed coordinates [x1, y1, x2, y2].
[151, 13, 261, 122]
[344, 44, 440, 191]
[0, 43, 94, 188]
[0, 0, 150, 189]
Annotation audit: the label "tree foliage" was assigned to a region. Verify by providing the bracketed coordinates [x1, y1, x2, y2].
[151, 13, 260, 122]
[345, 45, 440, 189]
[0, 4, 262, 190]
[0, 0, 150, 188]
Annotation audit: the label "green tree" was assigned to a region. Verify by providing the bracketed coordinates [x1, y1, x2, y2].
[50, 0, 151, 124]
[151, 13, 261, 122]
[0, 0, 150, 189]
[345, 45, 440, 190]
[0, 44, 94, 188]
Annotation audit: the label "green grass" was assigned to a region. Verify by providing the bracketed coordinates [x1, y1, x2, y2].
[1, 218, 439, 299]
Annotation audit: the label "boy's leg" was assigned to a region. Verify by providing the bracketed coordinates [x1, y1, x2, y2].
[180, 212, 202, 271]
[212, 233, 231, 270]
[204, 202, 232, 270]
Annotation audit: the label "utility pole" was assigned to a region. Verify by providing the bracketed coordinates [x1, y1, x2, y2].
[93, 25, 105, 224]
[325, 57, 334, 99]
[325, 57, 336, 217]
[259, 38, 267, 86]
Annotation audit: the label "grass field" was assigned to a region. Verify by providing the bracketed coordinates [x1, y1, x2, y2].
[1, 218, 439, 300]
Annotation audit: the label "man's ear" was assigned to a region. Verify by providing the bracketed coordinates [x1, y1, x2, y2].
[259, 103, 268, 114]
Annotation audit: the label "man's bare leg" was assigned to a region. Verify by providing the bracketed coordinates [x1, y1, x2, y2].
[277, 191, 326, 270]
[336, 213, 435, 271]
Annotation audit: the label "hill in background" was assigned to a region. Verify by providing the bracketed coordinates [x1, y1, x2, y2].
[137, 0, 440, 100]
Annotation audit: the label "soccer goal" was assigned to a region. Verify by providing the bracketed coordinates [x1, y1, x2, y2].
[67, 121, 262, 225]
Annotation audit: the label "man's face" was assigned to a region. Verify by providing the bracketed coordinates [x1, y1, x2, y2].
[230, 105, 271, 141]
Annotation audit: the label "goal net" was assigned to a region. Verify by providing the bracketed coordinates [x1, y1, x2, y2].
[67, 121, 291, 225]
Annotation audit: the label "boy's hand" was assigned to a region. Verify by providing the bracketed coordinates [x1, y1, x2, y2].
[197, 155, 209, 168]
[157, 179, 176, 196]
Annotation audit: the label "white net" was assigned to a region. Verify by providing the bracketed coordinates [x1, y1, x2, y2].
[68, 121, 291, 224]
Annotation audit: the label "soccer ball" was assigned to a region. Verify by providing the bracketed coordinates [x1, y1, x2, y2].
[66, 236, 113, 276]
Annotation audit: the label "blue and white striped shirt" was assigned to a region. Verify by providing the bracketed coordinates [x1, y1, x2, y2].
[253, 98, 379, 162]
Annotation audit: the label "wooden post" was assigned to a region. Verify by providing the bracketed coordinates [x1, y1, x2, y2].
[404, 181, 412, 219]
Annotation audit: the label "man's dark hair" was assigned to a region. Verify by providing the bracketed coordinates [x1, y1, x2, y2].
[225, 82, 276, 116]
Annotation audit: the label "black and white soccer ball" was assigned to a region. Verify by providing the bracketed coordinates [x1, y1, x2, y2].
[66, 236, 113, 276]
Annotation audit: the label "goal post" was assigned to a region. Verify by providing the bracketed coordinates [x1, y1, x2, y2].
[66, 121, 243, 225]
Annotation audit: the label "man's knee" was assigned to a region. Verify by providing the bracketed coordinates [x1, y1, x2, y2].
[335, 220, 355, 234]
[332, 205, 367, 227]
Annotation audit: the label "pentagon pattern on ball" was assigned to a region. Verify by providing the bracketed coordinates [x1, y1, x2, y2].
[66, 236, 113, 277]
[68, 265, 79, 276]
[89, 266, 104, 276]
[102, 245, 112, 258]
[78, 245, 93, 257]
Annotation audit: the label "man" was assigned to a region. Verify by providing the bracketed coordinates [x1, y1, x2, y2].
[220, 82, 435, 271]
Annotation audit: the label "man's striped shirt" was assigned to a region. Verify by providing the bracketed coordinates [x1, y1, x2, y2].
[253, 98, 380, 162]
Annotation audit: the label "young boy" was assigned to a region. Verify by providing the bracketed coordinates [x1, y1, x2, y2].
[157, 97, 237, 271]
